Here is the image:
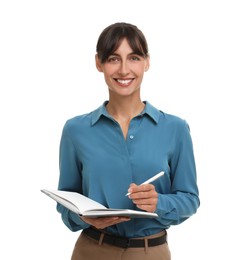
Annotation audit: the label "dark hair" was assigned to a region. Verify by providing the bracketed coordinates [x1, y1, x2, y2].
[96, 22, 149, 63]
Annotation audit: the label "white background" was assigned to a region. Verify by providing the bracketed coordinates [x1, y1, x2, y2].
[0, 0, 242, 259]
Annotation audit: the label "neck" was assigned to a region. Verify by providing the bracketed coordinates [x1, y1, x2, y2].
[106, 98, 145, 120]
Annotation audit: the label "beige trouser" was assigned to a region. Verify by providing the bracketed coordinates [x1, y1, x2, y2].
[71, 230, 171, 260]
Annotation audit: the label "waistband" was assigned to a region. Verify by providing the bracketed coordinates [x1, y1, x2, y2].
[83, 227, 167, 249]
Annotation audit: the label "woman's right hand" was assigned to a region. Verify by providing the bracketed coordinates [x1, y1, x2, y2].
[80, 216, 130, 229]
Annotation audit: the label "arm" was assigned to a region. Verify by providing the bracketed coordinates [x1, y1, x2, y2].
[129, 120, 200, 225]
[56, 122, 88, 231]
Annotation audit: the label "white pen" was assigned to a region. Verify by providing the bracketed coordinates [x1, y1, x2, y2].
[125, 171, 164, 196]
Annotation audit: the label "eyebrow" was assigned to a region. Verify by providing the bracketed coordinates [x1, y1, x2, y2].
[110, 51, 143, 57]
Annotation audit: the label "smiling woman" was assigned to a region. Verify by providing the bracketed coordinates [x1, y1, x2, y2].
[56, 22, 200, 260]
[96, 38, 149, 118]
[94, 23, 150, 138]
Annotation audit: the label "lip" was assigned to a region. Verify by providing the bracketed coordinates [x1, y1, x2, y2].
[114, 78, 134, 87]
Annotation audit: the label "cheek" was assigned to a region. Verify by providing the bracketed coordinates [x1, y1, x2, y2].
[134, 64, 147, 74]
[104, 74, 111, 85]
[136, 68, 146, 78]
[102, 64, 117, 75]
[102, 70, 112, 83]
[103, 74, 115, 89]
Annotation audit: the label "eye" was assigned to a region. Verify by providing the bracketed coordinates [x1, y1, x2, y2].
[107, 56, 120, 63]
[129, 55, 141, 61]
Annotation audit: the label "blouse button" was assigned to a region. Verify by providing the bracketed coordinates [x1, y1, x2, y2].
[129, 135, 134, 139]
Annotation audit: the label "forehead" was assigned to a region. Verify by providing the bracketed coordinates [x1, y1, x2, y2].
[112, 38, 134, 54]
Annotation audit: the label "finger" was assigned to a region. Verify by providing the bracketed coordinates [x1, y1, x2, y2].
[127, 183, 138, 195]
[132, 197, 158, 206]
[129, 188, 157, 200]
[128, 184, 155, 193]
[136, 203, 157, 213]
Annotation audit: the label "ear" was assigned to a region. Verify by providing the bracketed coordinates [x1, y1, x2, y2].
[95, 54, 103, 72]
[144, 55, 150, 72]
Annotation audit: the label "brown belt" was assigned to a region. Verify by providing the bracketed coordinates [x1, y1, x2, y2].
[83, 227, 167, 248]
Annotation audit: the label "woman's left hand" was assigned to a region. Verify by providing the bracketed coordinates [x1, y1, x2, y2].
[128, 183, 158, 213]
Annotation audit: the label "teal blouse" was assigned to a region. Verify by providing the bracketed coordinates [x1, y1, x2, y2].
[57, 101, 200, 238]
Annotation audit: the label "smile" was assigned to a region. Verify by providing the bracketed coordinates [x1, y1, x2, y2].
[115, 79, 134, 86]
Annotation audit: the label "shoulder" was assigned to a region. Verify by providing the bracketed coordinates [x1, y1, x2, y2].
[146, 101, 188, 127]
[145, 101, 187, 126]
[151, 103, 190, 133]
[64, 113, 91, 128]
[157, 111, 192, 140]
[62, 109, 96, 137]
[160, 111, 187, 125]
[62, 103, 106, 133]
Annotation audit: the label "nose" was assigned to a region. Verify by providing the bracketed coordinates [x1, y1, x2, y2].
[118, 60, 129, 76]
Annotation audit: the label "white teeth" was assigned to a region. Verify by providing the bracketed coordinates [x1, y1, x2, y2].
[117, 79, 132, 85]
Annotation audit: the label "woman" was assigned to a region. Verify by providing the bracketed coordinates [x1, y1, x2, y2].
[57, 22, 200, 260]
